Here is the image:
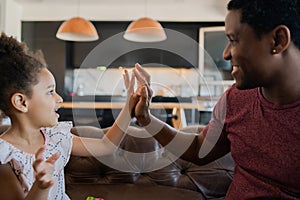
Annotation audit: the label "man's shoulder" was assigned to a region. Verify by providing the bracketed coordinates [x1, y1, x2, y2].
[226, 84, 258, 99]
[223, 84, 259, 112]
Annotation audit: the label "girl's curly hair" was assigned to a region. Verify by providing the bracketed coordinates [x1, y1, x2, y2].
[0, 33, 48, 115]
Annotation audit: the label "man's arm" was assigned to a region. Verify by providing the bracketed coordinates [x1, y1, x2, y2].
[138, 113, 230, 165]
[133, 63, 230, 165]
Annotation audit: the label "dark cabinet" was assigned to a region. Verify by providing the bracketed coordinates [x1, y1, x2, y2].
[22, 21, 222, 127]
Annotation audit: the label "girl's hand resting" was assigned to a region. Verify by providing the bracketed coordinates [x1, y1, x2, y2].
[33, 145, 60, 189]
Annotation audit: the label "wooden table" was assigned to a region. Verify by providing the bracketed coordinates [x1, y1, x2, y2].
[61, 102, 207, 129]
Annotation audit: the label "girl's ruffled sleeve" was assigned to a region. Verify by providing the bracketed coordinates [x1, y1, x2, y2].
[43, 121, 74, 167]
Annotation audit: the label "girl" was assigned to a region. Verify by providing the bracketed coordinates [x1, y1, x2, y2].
[0, 33, 145, 200]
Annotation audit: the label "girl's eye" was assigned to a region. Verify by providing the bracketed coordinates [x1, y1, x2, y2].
[48, 90, 54, 95]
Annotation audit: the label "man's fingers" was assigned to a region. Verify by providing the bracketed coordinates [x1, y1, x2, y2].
[141, 85, 148, 97]
[139, 86, 149, 106]
[134, 87, 150, 119]
[130, 93, 141, 117]
[144, 84, 153, 101]
[136, 84, 152, 101]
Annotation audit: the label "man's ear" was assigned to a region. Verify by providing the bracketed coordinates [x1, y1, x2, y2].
[11, 93, 28, 113]
[271, 25, 290, 54]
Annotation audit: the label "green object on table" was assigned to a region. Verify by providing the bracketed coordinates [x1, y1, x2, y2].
[86, 196, 104, 200]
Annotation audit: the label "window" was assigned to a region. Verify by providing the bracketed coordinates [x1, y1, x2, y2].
[198, 26, 234, 96]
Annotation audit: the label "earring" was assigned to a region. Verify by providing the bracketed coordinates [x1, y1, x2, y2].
[272, 49, 277, 53]
[23, 107, 28, 112]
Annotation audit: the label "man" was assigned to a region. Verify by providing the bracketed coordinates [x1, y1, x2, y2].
[132, 0, 300, 199]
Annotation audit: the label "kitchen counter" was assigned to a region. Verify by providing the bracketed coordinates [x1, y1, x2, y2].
[61, 102, 209, 129]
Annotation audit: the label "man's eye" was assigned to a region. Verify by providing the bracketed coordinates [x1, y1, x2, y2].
[229, 39, 238, 44]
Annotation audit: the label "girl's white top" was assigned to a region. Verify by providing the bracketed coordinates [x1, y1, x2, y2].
[0, 121, 73, 200]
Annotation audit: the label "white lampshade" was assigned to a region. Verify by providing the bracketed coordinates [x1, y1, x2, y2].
[123, 17, 167, 42]
[56, 17, 99, 42]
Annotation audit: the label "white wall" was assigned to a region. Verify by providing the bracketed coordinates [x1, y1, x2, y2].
[0, 0, 3, 32]
[19, 0, 228, 22]
[4, 0, 229, 40]
[0, 0, 22, 40]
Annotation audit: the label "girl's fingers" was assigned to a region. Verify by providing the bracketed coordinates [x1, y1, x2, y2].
[35, 145, 45, 160]
[123, 69, 135, 94]
[33, 158, 43, 171]
[33, 146, 59, 189]
[135, 63, 151, 84]
[40, 180, 54, 189]
[123, 69, 130, 89]
[34, 158, 43, 164]
[46, 152, 60, 164]
[133, 68, 144, 86]
[134, 64, 152, 99]
[128, 72, 135, 94]
[35, 169, 47, 180]
[133, 64, 148, 87]
[37, 177, 54, 189]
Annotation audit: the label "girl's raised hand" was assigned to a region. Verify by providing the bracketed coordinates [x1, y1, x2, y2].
[133, 63, 153, 100]
[133, 63, 153, 126]
[123, 69, 138, 117]
[123, 64, 152, 125]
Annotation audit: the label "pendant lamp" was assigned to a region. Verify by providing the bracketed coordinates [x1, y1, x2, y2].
[56, 17, 99, 42]
[123, 17, 167, 42]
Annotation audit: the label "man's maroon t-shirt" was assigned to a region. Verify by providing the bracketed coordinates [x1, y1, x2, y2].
[203, 84, 300, 199]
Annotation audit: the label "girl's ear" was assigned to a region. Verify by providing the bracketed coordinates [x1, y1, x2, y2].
[11, 93, 28, 113]
[271, 25, 290, 54]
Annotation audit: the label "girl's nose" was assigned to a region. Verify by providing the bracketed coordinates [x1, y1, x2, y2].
[56, 93, 63, 103]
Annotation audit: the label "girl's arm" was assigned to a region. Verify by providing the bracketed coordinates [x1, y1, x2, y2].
[0, 163, 27, 199]
[71, 70, 139, 157]
[0, 146, 59, 200]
